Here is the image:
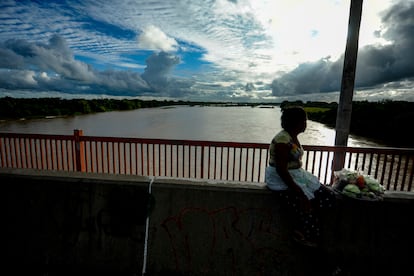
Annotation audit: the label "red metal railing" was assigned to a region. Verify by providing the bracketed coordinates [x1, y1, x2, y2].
[1, 130, 413, 191]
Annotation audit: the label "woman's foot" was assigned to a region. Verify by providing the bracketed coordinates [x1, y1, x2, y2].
[292, 230, 319, 247]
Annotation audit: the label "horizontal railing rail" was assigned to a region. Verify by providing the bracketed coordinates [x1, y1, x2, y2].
[1, 130, 413, 191]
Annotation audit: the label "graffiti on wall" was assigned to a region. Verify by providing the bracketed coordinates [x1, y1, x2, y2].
[161, 206, 290, 275]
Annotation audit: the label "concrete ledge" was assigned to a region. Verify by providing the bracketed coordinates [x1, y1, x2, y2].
[2, 168, 414, 276]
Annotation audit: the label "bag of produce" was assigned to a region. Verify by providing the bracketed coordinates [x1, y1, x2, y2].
[333, 169, 385, 200]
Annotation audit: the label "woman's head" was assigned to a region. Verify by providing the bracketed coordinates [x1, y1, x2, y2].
[281, 106, 307, 133]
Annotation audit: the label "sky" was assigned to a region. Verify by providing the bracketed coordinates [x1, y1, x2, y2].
[0, 0, 414, 102]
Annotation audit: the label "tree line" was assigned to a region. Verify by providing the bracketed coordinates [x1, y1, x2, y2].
[281, 100, 414, 148]
[0, 97, 197, 120]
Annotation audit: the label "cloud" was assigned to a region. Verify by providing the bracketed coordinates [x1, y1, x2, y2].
[0, 35, 194, 97]
[137, 25, 178, 52]
[141, 51, 181, 91]
[271, 1, 414, 97]
[2, 35, 95, 82]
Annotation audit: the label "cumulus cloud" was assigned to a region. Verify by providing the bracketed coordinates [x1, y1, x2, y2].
[271, 1, 414, 96]
[0, 35, 193, 97]
[1, 35, 95, 82]
[141, 51, 181, 90]
[137, 25, 178, 52]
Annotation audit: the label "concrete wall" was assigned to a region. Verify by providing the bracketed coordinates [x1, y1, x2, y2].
[2, 168, 414, 276]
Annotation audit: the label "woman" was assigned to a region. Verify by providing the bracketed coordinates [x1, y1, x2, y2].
[265, 106, 335, 247]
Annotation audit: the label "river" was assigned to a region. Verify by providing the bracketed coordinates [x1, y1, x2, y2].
[0, 105, 383, 147]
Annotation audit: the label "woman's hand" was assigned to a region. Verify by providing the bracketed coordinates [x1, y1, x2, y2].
[294, 187, 312, 212]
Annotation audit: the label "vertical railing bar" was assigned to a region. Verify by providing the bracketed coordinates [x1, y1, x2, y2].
[18, 138, 25, 168]
[322, 151, 328, 185]
[194, 146, 198, 178]
[354, 153, 360, 171]
[232, 148, 236, 181]
[10, 137, 15, 168]
[106, 142, 111, 173]
[393, 154, 402, 191]
[244, 148, 249, 181]
[135, 143, 139, 175]
[387, 154, 396, 189]
[305, 151, 309, 170]
[57, 140, 62, 171]
[400, 154, 409, 191]
[22, 138, 28, 168]
[373, 153, 380, 179]
[169, 144, 172, 177]
[88, 141, 92, 173]
[128, 143, 132, 174]
[361, 152, 367, 172]
[62, 140, 66, 171]
[257, 148, 263, 182]
[0, 137, 4, 168]
[208, 146, 212, 179]
[99, 141, 103, 173]
[94, 141, 98, 173]
[52, 139, 56, 170]
[215, 146, 218, 180]
[5, 137, 11, 167]
[28, 138, 33, 169]
[125, 142, 128, 174]
[48, 138, 53, 170]
[54, 139, 58, 170]
[12, 137, 19, 168]
[111, 142, 116, 174]
[346, 152, 352, 169]
[318, 150, 323, 179]
[158, 144, 161, 177]
[200, 146, 204, 179]
[225, 147, 229, 180]
[164, 144, 168, 177]
[238, 148, 243, 181]
[220, 147, 224, 180]
[42, 139, 47, 170]
[187, 145, 190, 178]
[368, 153, 374, 175]
[407, 156, 414, 191]
[206, 146, 210, 179]
[117, 142, 121, 174]
[145, 143, 148, 176]
[251, 148, 256, 182]
[152, 143, 155, 176]
[311, 151, 316, 174]
[380, 154, 387, 188]
[140, 143, 144, 175]
[172, 144, 176, 177]
[124, 142, 127, 174]
[55, 139, 59, 170]
[1, 137, 8, 167]
[181, 145, 185, 178]
[30, 139, 36, 169]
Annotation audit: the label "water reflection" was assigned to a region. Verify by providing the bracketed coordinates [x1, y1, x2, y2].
[0, 106, 381, 147]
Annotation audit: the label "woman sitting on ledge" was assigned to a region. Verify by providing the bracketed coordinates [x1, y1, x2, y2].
[265, 106, 336, 247]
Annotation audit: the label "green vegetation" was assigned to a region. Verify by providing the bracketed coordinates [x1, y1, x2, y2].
[282, 100, 414, 148]
[0, 97, 197, 120]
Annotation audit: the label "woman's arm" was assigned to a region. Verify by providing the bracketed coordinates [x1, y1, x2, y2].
[274, 143, 311, 207]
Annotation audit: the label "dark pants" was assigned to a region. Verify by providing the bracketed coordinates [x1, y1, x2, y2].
[278, 185, 336, 241]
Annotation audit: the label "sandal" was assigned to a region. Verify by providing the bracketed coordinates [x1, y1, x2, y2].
[292, 230, 319, 247]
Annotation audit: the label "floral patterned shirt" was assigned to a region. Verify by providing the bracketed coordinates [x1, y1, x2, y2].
[268, 130, 303, 169]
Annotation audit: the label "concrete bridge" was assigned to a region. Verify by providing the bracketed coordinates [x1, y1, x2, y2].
[3, 168, 414, 275]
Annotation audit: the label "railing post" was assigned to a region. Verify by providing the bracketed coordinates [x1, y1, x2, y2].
[200, 146, 204, 179]
[74, 129, 86, 172]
